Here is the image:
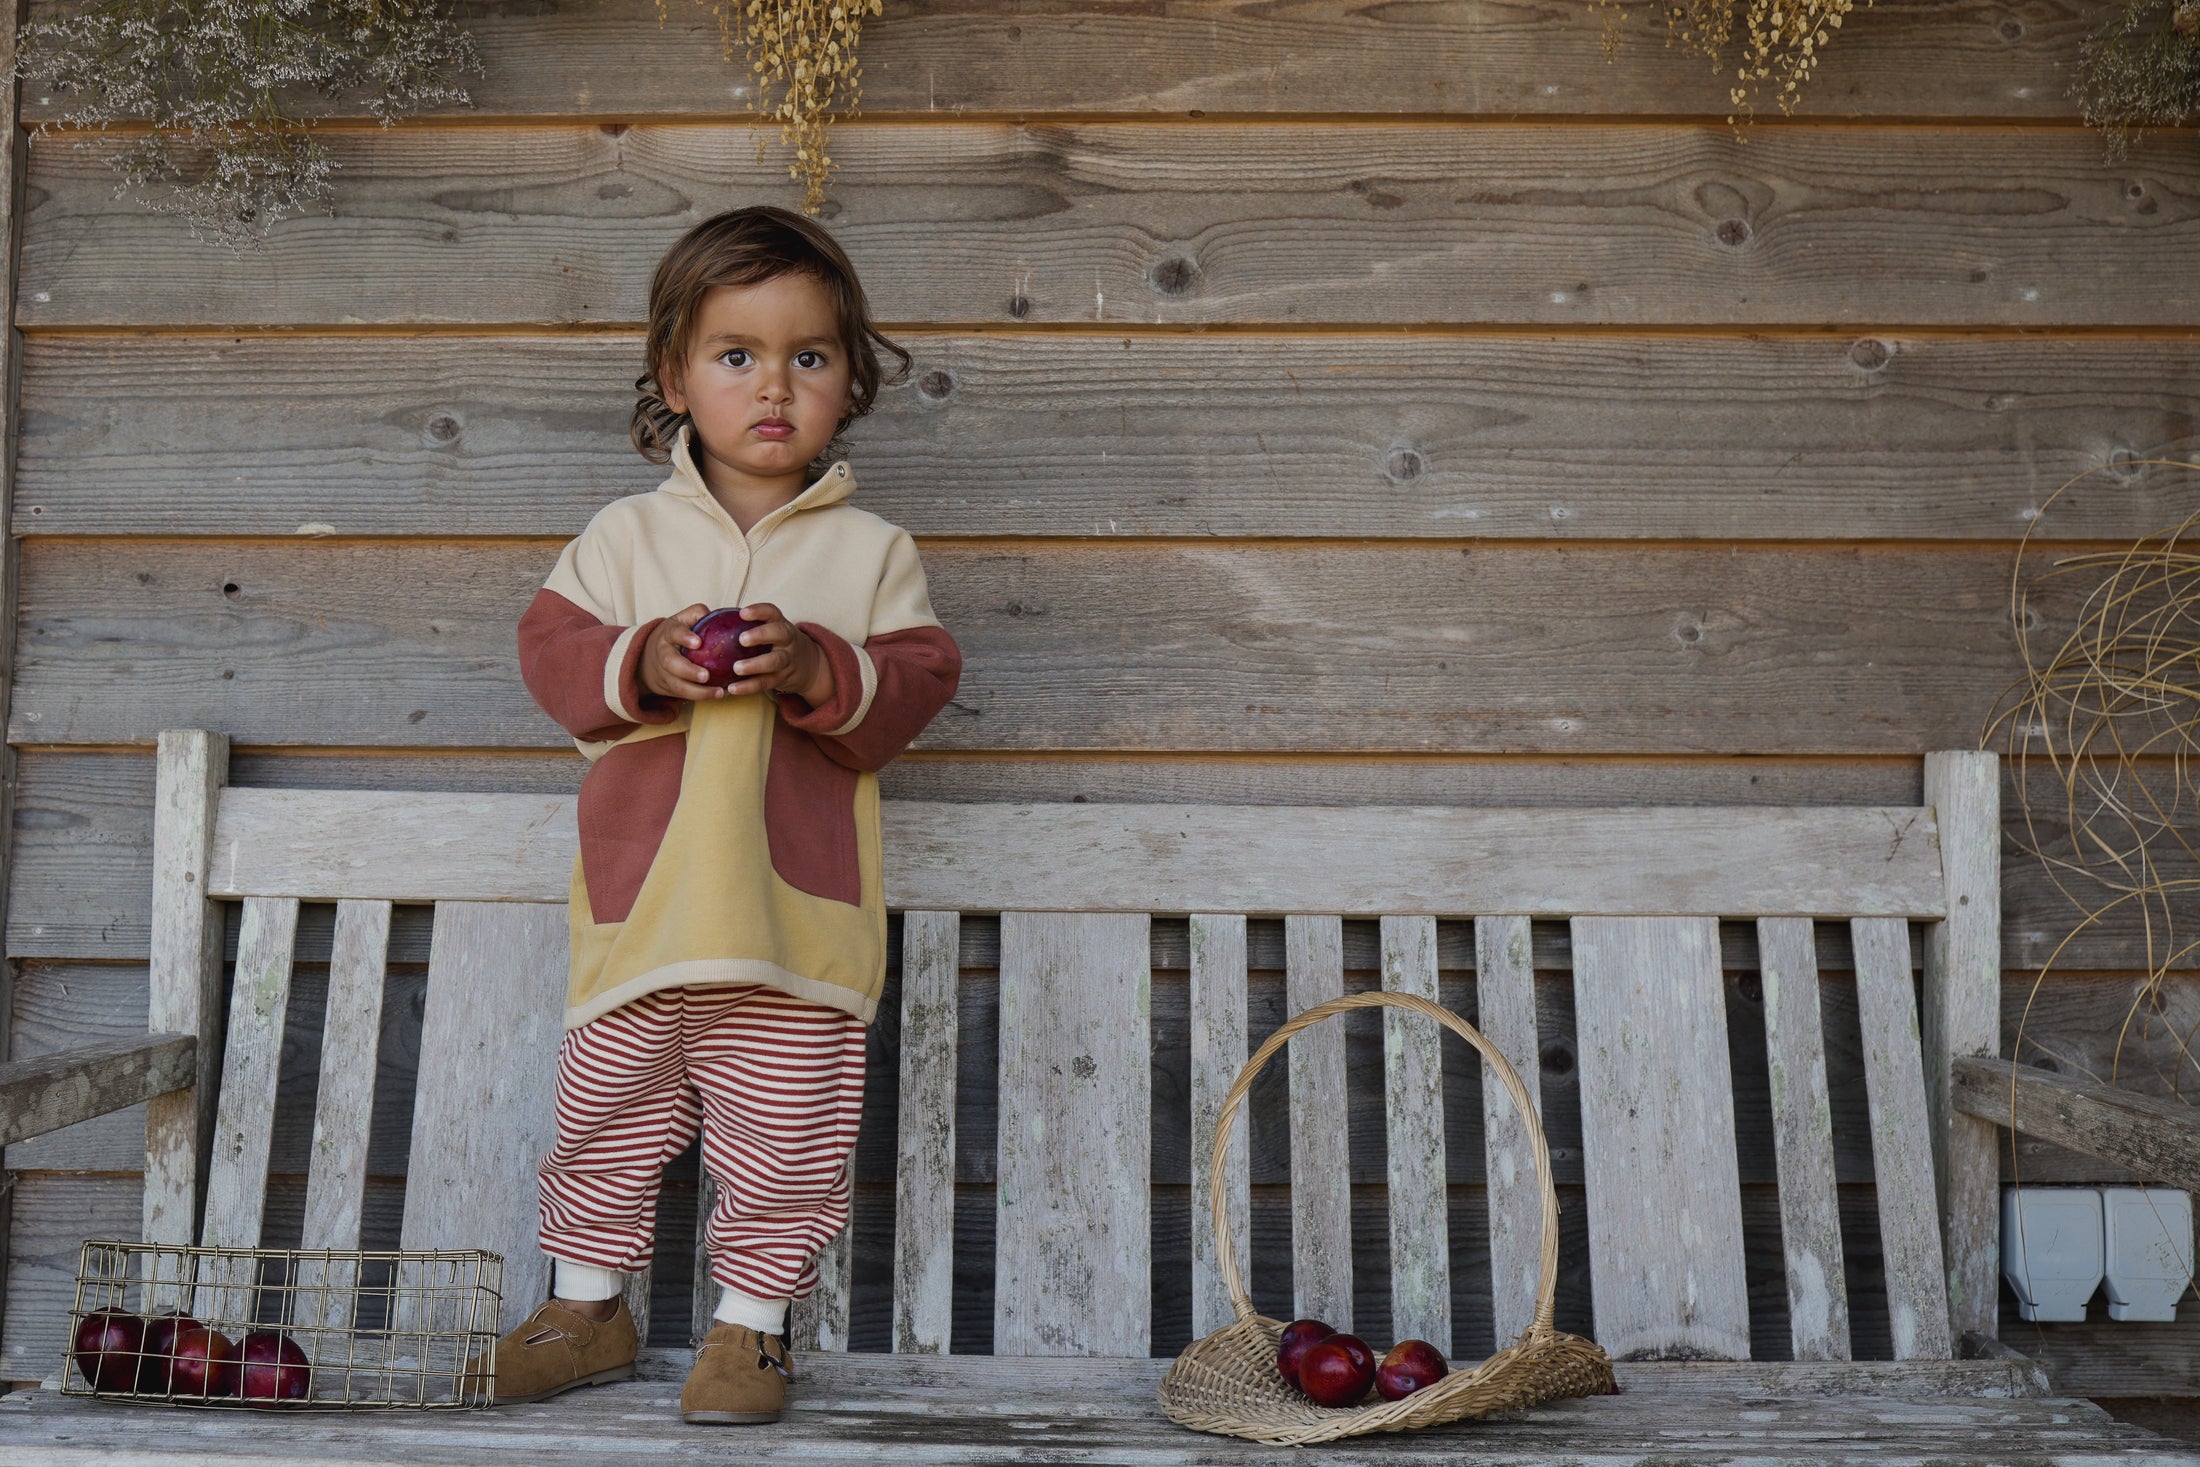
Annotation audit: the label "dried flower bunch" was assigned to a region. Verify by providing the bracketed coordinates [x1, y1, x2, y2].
[1599, 0, 2200, 152]
[2076, 0, 2200, 158]
[1595, 0, 1867, 124]
[660, 0, 882, 214]
[14, 0, 481, 252]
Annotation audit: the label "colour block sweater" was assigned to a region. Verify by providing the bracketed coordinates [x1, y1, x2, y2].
[517, 422, 961, 1030]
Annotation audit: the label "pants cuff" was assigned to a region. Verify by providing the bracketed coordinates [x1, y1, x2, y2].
[552, 1258, 624, 1302]
[714, 1285, 790, 1335]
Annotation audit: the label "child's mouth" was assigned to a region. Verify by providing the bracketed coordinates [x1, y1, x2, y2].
[753, 423, 794, 440]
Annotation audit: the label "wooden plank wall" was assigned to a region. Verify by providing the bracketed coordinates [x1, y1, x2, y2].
[5, 0, 2200, 1390]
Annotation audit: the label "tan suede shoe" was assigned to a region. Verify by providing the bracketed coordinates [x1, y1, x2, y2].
[680, 1322, 794, 1424]
[462, 1297, 639, 1405]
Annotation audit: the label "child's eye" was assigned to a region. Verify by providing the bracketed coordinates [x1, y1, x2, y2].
[798, 350, 825, 368]
[720, 349, 748, 367]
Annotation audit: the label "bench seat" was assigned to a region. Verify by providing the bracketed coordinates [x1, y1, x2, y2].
[5, 1352, 2186, 1466]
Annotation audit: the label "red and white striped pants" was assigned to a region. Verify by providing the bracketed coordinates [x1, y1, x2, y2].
[536, 983, 868, 1302]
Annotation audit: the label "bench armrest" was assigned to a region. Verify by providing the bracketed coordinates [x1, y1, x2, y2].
[0, 1034, 196, 1148]
[1952, 1053, 2200, 1194]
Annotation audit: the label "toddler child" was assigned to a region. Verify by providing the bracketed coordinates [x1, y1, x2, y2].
[473, 204, 961, 1425]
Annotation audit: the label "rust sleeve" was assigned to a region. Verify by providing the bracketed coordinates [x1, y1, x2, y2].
[776, 623, 962, 773]
[517, 587, 677, 743]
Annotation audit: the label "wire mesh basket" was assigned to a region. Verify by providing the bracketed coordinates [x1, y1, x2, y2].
[62, 1240, 502, 1409]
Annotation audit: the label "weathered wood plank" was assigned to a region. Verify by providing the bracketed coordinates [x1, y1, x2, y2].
[994, 912, 1151, 1355]
[198, 896, 300, 1250]
[12, 746, 2183, 973]
[299, 900, 390, 1252]
[1850, 917, 1953, 1360]
[1956, 1053, 2200, 1195]
[183, 785, 1947, 919]
[400, 902, 568, 1336]
[0, 1033, 192, 1148]
[1922, 750, 2001, 1343]
[1571, 915, 1750, 1360]
[892, 910, 959, 1354]
[1754, 917, 1851, 1363]
[1283, 915, 1351, 1329]
[21, 125, 2200, 330]
[1188, 914, 1249, 1342]
[205, 789, 580, 902]
[141, 729, 227, 1250]
[1381, 914, 1450, 1353]
[294, 900, 391, 1330]
[17, 0, 2097, 122]
[20, 334, 2200, 543]
[1475, 914, 1544, 1347]
[690, 1175, 718, 1350]
[789, 1215, 852, 1352]
[7, 539, 2048, 755]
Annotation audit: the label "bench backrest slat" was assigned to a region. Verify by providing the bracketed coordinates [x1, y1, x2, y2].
[1380, 915, 1450, 1353]
[1284, 915, 1353, 1328]
[200, 896, 300, 1253]
[207, 792, 1949, 920]
[689, 1178, 717, 1348]
[399, 901, 569, 1337]
[1187, 914, 1250, 1341]
[994, 912, 1152, 1356]
[1853, 916, 1954, 1360]
[890, 910, 960, 1355]
[1757, 915, 1853, 1362]
[1922, 750, 2004, 1339]
[790, 1198, 855, 1350]
[144, 728, 230, 1251]
[301, 899, 393, 1256]
[1475, 913, 1545, 1346]
[1573, 915, 1753, 1360]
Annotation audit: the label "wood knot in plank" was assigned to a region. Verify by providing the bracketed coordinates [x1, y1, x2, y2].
[1148, 256, 1200, 296]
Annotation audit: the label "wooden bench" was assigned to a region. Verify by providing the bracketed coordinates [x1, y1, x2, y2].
[0, 730, 2187, 1463]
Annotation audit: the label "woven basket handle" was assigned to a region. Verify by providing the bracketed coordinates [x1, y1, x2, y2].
[1206, 988, 1560, 1338]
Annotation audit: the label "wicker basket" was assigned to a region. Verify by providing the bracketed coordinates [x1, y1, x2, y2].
[62, 1240, 501, 1409]
[1158, 989, 1614, 1444]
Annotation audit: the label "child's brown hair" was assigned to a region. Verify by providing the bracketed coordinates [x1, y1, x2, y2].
[631, 205, 911, 471]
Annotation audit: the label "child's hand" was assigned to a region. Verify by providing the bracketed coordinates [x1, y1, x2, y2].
[640, 604, 728, 702]
[723, 602, 835, 706]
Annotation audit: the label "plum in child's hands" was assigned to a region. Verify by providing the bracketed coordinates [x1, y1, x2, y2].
[682, 607, 768, 688]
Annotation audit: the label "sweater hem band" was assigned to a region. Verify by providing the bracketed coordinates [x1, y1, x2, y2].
[563, 958, 879, 1031]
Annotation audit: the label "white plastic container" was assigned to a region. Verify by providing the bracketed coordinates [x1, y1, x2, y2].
[2101, 1187, 2194, 1323]
[2002, 1187, 2104, 1322]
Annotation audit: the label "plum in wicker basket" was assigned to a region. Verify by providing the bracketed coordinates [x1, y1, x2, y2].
[1157, 989, 1614, 1444]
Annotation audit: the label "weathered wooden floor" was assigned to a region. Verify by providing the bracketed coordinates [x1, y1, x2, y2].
[0, 1351, 2191, 1466]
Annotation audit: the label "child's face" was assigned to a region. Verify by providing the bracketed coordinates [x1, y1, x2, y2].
[661, 273, 856, 480]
